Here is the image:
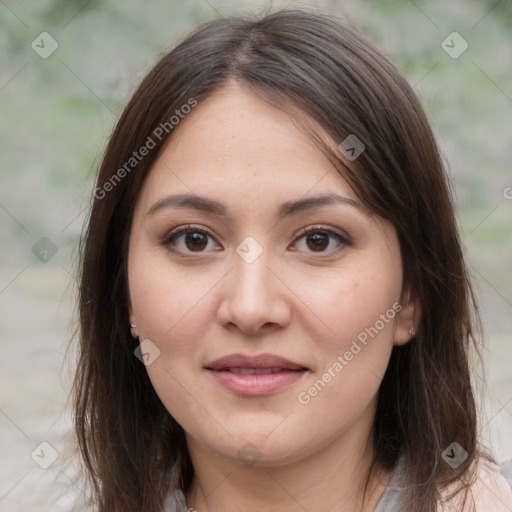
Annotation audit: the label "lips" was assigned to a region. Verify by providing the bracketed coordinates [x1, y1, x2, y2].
[205, 353, 307, 371]
[223, 367, 295, 375]
[205, 353, 308, 396]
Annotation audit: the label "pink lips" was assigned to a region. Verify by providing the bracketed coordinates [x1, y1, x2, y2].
[205, 353, 308, 396]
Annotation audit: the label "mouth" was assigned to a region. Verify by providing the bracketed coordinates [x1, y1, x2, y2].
[204, 353, 309, 396]
[214, 367, 301, 375]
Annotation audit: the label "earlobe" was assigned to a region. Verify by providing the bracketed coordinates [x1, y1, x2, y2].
[394, 287, 422, 346]
[127, 304, 139, 340]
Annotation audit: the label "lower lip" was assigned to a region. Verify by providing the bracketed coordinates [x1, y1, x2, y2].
[206, 369, 307, 396]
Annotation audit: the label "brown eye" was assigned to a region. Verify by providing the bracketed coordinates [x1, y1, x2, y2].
[163, 225, 221, 254]
[293, 226, 350, 254]
[184, 231, 208, 251]
[306, 232, 330, 251]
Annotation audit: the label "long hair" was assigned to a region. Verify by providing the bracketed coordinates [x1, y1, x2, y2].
[74, 8, 484, 511]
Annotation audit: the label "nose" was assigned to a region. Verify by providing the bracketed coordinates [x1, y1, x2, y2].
[216, 246, 292, 336]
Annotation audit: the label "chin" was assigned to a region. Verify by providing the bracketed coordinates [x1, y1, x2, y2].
[207, 431, 313, 468]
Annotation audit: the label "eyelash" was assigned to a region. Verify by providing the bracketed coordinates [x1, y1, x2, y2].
[161, 224, 351, 257]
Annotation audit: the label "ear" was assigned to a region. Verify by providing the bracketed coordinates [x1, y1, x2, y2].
[394, 284, 422, 346]
[127, 303, 136, 326]
[127, 302, 139, 339]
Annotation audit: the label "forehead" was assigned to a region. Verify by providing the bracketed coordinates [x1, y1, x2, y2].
[136, 84, 357, 209]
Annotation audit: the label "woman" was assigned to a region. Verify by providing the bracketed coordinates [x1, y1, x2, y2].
[74, 8, 512, 512]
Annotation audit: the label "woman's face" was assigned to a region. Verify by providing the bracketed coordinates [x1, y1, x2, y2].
[127, 84, 416, 467]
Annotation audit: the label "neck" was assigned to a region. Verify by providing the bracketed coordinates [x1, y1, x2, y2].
[184, 406, 391, 512]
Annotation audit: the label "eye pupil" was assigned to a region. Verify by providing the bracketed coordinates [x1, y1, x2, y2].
[307, 232, 329, 251]
[185, 232, 208, 251]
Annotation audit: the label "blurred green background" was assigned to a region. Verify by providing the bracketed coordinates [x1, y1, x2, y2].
[1, 0, 511, 510]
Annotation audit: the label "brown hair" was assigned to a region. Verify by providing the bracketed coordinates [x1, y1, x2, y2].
[74, 8, 485, 511]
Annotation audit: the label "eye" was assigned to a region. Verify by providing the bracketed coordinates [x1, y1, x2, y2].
[162, 224, 350, 256]
[162, 224, 221, 253]
[292, 225, 350, 254]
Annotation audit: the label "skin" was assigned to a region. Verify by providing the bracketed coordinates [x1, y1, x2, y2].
[127, 83, 420, 512]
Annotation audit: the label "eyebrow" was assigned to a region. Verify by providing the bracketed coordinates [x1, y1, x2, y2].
[146, 192, 361, 219]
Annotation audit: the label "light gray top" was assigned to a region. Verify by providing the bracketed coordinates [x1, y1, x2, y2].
[373, 457, 404, 511]
[163, 457, 512, 512]
[163, 459, 404, 512]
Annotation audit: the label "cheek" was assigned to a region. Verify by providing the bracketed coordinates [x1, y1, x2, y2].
[291, 263, 402, 406]
[293, 261, 402, 347]
[291, 276, 399, 443]
[128, 251, 214, 342]
[128, 256, 215, 425]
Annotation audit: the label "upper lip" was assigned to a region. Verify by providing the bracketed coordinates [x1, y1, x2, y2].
[205, 353, 308, 371]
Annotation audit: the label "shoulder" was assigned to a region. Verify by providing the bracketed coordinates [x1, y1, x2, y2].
[440, 457, 512, 511]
